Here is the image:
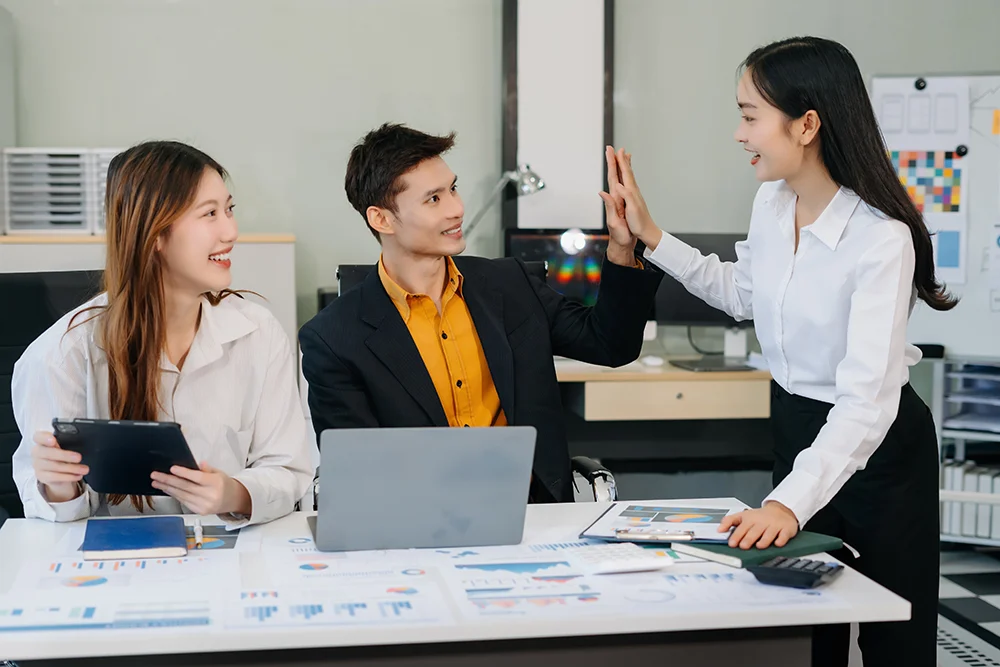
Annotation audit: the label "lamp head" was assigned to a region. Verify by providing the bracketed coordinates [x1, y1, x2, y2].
[507, 164, 545, 196]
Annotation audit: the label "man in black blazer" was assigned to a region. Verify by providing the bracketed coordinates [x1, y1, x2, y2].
[299, 124, 661, 503]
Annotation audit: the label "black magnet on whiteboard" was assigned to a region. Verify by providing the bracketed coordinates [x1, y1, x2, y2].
[914, 78, 927, 90]
[956, 145, 969, 157]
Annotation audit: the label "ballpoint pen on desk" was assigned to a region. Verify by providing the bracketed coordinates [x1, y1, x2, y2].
[193, 518, 203, 549]
[614, 527, 733, 543]
[616, 528, 697, 542]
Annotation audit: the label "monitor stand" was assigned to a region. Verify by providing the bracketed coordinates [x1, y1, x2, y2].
[723, 327, 748, 358]
[670, 328, 754, 372]
[669, 357, 755, 372]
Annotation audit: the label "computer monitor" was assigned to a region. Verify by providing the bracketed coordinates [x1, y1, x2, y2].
[504, 228, 610, 307]
[654, 233, 754, 368]
[654, 233, 752, 330]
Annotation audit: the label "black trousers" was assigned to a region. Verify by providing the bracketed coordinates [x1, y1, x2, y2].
[770, 381, 939, 667]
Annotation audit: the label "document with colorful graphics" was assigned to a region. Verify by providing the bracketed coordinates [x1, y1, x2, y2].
[580, 499, 745, 543]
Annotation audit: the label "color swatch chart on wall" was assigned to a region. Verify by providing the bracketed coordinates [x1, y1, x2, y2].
[891, 150, 963, 213]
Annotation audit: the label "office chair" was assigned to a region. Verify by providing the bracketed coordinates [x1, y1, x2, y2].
[308, 261, 618, 507]
[0, 270, 104, 519]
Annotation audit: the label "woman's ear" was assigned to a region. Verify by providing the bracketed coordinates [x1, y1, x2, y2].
[798, 110, 822, 147]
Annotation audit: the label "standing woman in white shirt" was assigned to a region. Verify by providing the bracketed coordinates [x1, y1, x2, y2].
[12, 141, 315, 526]
[602, 37, 948, 666]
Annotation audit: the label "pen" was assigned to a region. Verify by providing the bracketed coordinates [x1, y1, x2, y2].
[193, 518, 203, 549]
[615, 528, 696, 541]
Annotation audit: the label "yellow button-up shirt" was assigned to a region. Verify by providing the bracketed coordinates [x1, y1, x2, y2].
[378, 257, 507, 428]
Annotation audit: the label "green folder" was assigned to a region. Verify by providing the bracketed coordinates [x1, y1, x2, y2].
[670, 531, 844, 568]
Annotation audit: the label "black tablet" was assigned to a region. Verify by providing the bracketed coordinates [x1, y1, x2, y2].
[51, 418, 199, 496]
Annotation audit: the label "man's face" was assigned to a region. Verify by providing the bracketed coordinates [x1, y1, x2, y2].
[376, 157, 466, 257]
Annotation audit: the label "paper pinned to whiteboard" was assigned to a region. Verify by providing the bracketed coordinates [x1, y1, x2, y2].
[989, 222, 1000, 290]
[926, 213, 968, 285]
[873, 77, 970, 151]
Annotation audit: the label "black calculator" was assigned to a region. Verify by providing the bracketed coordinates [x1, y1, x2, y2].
[747, 557, 844, 589]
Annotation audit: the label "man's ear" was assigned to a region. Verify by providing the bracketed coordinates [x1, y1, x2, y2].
[367, 206, 395, 237]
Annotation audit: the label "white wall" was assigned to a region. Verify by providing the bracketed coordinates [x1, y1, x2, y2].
[0, 0, 503, 325]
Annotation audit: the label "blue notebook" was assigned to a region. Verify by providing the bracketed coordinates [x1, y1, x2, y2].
[81, 516, 188, 561]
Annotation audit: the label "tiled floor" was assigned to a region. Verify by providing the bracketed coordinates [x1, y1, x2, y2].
[940, 549, 1000, 658]
[938, 614, 1000, 666]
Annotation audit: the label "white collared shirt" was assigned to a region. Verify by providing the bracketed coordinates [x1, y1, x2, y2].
[11, 293, 317, 525]
[645, 180, 920, 526]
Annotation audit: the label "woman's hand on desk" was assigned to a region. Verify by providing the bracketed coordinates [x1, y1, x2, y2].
[151, 462, 252, 517]
[30, 431, 87, 503]
[719, 501, 799, 550]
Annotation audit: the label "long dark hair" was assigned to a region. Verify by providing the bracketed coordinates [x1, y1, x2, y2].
[742, 36, 957, 311]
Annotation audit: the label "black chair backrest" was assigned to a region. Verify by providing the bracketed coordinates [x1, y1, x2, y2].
[336, 265, 375, 295]
[0, 270, 103, 518]
[336, 260, 548, 296]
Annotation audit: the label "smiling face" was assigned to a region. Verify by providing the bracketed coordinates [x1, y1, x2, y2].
[370, 156, 466, 258]
[733, 69, 811, 183]
[156, 168, 239, 296]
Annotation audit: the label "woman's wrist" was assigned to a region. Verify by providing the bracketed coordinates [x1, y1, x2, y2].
[225, 478, 253, 516]
[640, 226, 663, 252]
[41, 481, 83, 504]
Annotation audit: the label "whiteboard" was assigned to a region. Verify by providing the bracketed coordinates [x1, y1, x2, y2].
[882, 74, 1000, 358]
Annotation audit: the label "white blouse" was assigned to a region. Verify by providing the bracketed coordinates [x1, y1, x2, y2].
[11, 293, 317, 525]
[645, 180, 921, 526]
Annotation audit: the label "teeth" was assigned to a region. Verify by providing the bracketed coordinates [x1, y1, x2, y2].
[442, 227, 462, 236]
[209, 252, 231, 261]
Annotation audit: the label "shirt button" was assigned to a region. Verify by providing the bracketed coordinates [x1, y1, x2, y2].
[456, 380, 463, 388]
[463, 424, 470, 428]
[441, 332, 448, 340]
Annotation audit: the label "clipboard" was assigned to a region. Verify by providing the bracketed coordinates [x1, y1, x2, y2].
[579, 502, 736, 544]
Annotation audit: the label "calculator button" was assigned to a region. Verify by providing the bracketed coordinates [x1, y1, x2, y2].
[761, 557, 784, 567]
[816, 566, 833, 574]
[790, 560, 809, 570]
[777, 559, 796, 568]
[804, 561, 823, 571]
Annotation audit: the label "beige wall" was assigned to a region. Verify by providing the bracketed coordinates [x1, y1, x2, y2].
[0, 0, 503, 325]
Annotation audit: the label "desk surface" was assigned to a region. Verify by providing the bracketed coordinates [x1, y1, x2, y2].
[554, 358, 772, 383]
[0, 501, 907, 662]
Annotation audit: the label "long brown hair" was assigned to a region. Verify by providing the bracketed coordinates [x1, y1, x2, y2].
[70, 141, 241, 510]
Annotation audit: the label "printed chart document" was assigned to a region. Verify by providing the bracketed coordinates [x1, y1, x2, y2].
[580, 500, 743, 543]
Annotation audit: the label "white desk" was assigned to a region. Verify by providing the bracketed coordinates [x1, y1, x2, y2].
[0, 502, 908, 665]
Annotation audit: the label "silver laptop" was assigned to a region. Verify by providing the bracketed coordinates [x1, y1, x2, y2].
[310, 426, 536, 552]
